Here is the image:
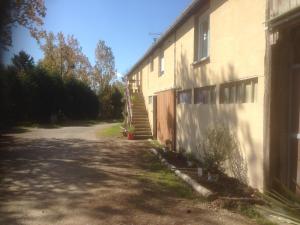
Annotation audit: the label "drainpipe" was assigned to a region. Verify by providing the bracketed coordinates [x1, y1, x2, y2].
[263, 0, 272, 192]
[174, 30, 177, 151]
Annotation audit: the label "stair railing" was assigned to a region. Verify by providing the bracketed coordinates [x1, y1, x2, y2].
[125, 79, 133, 128]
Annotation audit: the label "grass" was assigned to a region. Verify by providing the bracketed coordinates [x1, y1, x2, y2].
[237, 205, 278, 225]
[142, 148, 276, 224]
[96, 123, 122, 138]
[137, 151, 197, 199]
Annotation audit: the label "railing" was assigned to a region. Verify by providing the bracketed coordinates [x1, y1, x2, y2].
[270, 0, 300, 19]
[125, 79, 133, 128]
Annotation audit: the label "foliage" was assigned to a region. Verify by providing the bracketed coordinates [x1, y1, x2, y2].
[198, 125, 238, 173]
[0, 53, 99, 127]
[12, 51, 34, 75]
[127, 125, 135, 133]
[39, 32, 92, 83]
[0, 0, 46, 50]
[92, 40, 116, 92]
[98, 84, 124, 119]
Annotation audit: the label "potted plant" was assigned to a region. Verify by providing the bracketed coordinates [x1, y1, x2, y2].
[127, 126, 135, 140]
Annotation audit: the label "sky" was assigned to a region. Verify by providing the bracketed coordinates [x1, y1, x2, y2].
[4, 0, 192, 76]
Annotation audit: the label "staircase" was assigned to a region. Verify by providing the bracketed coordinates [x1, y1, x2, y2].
[130, 92, 152, 140]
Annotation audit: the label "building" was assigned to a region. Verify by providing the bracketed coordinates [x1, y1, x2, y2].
[126, 0, 300, 195]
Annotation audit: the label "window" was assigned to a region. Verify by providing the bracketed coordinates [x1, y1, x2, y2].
[159, 52, 165, 76]
[178, 89, 192, 104]
[148, 96, 153, 104]
[220, 78, 258, 104]
[194, 86, 216, 104]
[197, 15, 210, 60]
[150, 57, 154, 72]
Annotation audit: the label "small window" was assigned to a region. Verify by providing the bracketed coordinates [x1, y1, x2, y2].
[159, 52, 165, 76]
[220, 78, 258, 104]
[194, 86, 216, 104]
[252, 79, 258, 102]
[148, 96, 153, 104]
[197, 15, 210, 60]
[178, 89, 192, 104]
[150, 57, 154, 72]
[237, 82, 245, 103]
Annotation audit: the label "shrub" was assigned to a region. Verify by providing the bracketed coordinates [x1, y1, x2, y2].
[198, 125, 239, 173]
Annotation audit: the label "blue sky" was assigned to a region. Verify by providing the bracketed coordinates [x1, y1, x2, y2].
[4, 0, 192, 75]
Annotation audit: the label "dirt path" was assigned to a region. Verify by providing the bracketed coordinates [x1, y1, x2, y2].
[0, 123, 256, 225]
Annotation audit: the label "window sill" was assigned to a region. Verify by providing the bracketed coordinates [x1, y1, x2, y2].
[192, 57, 210, 67]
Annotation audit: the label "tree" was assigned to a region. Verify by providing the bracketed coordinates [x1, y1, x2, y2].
[12, 50, 34, 75]
[93, 40, 116, 92]
[39, 32, 92, 83]
[0, 0, 46, 50]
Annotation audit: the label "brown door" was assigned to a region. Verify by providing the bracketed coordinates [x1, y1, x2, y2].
[290, 69, 300, 195]
[156, 89, 176, 150]
[153, 95, 157, 139]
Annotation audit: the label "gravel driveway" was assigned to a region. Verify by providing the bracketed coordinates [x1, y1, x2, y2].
[0, 123, 256, 225]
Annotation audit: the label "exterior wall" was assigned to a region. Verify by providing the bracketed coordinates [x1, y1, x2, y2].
[176, 0, 266, 191]
[127, 0, 267, 191]
[130, 35, 177, 133]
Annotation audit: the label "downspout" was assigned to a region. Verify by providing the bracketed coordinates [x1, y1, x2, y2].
[174, 30, 177, 151]
[263, 0, 272, 192]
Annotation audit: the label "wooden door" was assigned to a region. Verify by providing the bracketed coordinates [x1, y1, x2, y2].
[156, 89, 176, 150]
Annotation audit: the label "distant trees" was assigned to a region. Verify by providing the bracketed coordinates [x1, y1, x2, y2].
[0, 51, 99, 127]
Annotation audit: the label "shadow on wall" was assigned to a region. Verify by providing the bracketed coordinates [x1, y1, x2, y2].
[175, 52, 263, 189]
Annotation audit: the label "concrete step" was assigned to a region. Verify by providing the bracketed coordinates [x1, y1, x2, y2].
[132, 104, 146, 108]
[134, 128, 152, 132]
[132, 120, 150, 125]
[134, 131, 152, 136]
[132, 123, 151, 128]
[134, 134, 152, 140]
[132, 117, 148, 121]
[132, 115, 148, 119]
[132, 111, 148, 118]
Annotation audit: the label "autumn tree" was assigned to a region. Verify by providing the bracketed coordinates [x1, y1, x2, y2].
[0, 0, 46, 50]
[39, 32, 92, 83]
[93, 40, 116, 92]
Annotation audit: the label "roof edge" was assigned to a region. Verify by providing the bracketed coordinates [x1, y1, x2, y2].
[125, 0, 204, 77]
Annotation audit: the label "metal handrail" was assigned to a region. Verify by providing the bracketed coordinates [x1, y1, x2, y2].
[125, 79, 133, 127]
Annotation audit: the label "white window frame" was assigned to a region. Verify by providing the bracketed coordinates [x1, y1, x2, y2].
[159, 51, 165, 76]
[150, 57, 154, 72]
[148, 96, 153, 104]
[197, 13, 210, 61]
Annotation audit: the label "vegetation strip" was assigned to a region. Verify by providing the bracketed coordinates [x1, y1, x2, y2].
[149, 148, 213, 197]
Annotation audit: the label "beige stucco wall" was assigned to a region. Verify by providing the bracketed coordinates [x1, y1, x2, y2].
[175, 0, 266, 191]
[128, 0, 267, 191]
[128, 34, 177, 133]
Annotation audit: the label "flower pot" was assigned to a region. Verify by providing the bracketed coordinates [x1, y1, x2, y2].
[127, 132, 134, 140]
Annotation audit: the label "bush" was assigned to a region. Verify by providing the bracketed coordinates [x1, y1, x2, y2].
[198, 125, 239, 173]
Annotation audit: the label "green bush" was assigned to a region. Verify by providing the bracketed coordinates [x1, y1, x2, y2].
[198, 125, 239, 173]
